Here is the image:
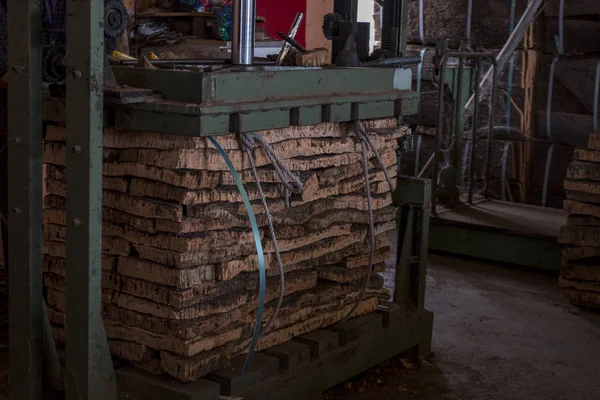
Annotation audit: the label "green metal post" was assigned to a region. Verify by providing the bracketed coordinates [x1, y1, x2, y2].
[398, 0, 409, 56]
[7, 0, 44, 397]
[65, 0, 116, 398]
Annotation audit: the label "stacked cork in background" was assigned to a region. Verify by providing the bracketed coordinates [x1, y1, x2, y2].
[559, 131, 600, 309]
[42, 120, 403, 382]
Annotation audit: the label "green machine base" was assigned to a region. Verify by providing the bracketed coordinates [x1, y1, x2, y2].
[117, 307, 434, 400]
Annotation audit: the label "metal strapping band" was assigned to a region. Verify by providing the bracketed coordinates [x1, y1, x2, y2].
[208, 137, 266, 374]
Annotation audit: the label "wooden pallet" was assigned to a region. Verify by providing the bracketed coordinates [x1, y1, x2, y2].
[116, 306, 434, 400]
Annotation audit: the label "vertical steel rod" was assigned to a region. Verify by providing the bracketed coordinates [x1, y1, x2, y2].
[232, 0, 256, 65]
[485, 61, 498, 199]
[468, 57, 482, 203]
[7, 0, 44, 397]
[65, 0, 113, 398]
[432, 54, 449, 213]
[454, 57, 465, 192]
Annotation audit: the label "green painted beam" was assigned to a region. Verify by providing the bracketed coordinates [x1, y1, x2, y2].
[112, 67, 410, 104]
[429, 220, 561, 273]
[65, 0, 117, 398]
[7, 0, 44, 397]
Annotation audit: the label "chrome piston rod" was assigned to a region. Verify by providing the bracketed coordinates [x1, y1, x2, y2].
[232, 0, 256, 65]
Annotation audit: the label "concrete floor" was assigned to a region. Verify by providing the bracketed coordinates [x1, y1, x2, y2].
[0, 254, 599, 399]
[324, 254, 600, 400]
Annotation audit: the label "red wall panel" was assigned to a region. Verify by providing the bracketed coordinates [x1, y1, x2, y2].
[256, 0, 307, 46]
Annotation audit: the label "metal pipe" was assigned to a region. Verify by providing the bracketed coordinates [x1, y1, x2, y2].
[594, 61, 600, 131]
[232, 0, 256, 65]
[276, 12, 304, 66]
[454, 56, 465, 194]
[432, 53, 449, 214]
[469, 57, 482, 204]
[277, 31, 307, 53]
[484, 58, 499, 199]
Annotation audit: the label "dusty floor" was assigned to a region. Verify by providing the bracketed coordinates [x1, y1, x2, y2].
[0, 255, 599, 399]
[323, 254, 600, 400]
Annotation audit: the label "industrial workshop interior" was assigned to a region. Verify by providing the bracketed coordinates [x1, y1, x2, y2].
[1, 0, 600, 398]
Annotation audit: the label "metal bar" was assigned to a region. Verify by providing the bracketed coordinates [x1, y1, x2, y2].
[7, 0, 44, 396]
[594, 61, 600, 131]
[398, 0, 410, 56]
[485, 59, 499, 199]
[413, 134, 422, 177]
[454, 57, 465, 192]
[500, 142, 510, 202]
[466, 0, 473, 41]
[232, 0, 256, 65]
[393, 206, 415, 307]
[65, 0, 115, 398]
[277, 31, 307, 53]
[432, 53, 449, 213]
[541, 144, 555, 207]
[276, 12, 303, 66]
[469, 57, 482, 203]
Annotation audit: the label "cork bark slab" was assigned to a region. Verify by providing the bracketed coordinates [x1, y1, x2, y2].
[116, 257, 215, 289]
[104, 162, 221, 190]
[564, 180, 600, 196]
[567, 160, 600, 181]
[566, 190, 600, 205]
[317, 263, 386, 284]
[563, 289, 600, 309]
[588, 132, 600, 150]
[567, 214, 600, 227]
[558, 278, 600, 293]
[562, 246, 600, 261]
[564, 200, 600, 218]
[574, 149, 600, 163]
[561, 262, 600, 282]
[159, 297, 378, 383]
[559, 225, 600, 247]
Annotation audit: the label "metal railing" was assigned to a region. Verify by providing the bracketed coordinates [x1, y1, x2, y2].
[431, 51, 498, 213]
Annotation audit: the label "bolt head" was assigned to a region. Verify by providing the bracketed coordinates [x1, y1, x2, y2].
[72, 145, 82, 154]
[72, 70, 82, 79]
[13, 137, 22, 144]
[72, 218, 82, 227]
[13, 207, 22, 216]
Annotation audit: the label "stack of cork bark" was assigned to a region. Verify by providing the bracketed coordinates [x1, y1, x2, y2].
[42, 119, 403, 382]
[559, 131, 600, 309]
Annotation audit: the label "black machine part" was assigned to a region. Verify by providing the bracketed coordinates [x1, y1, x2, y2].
[104, 0, 129, 38]
[42, 0, 128, 83]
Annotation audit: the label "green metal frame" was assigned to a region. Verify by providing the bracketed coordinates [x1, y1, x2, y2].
[43, 66, 419, 136]
[10, 0, 421, 396]
[7, 0, 44, 398]
[64, 0, 117, 398]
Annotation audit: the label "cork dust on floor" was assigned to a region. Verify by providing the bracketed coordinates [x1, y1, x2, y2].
[323, 255, 600, 400]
